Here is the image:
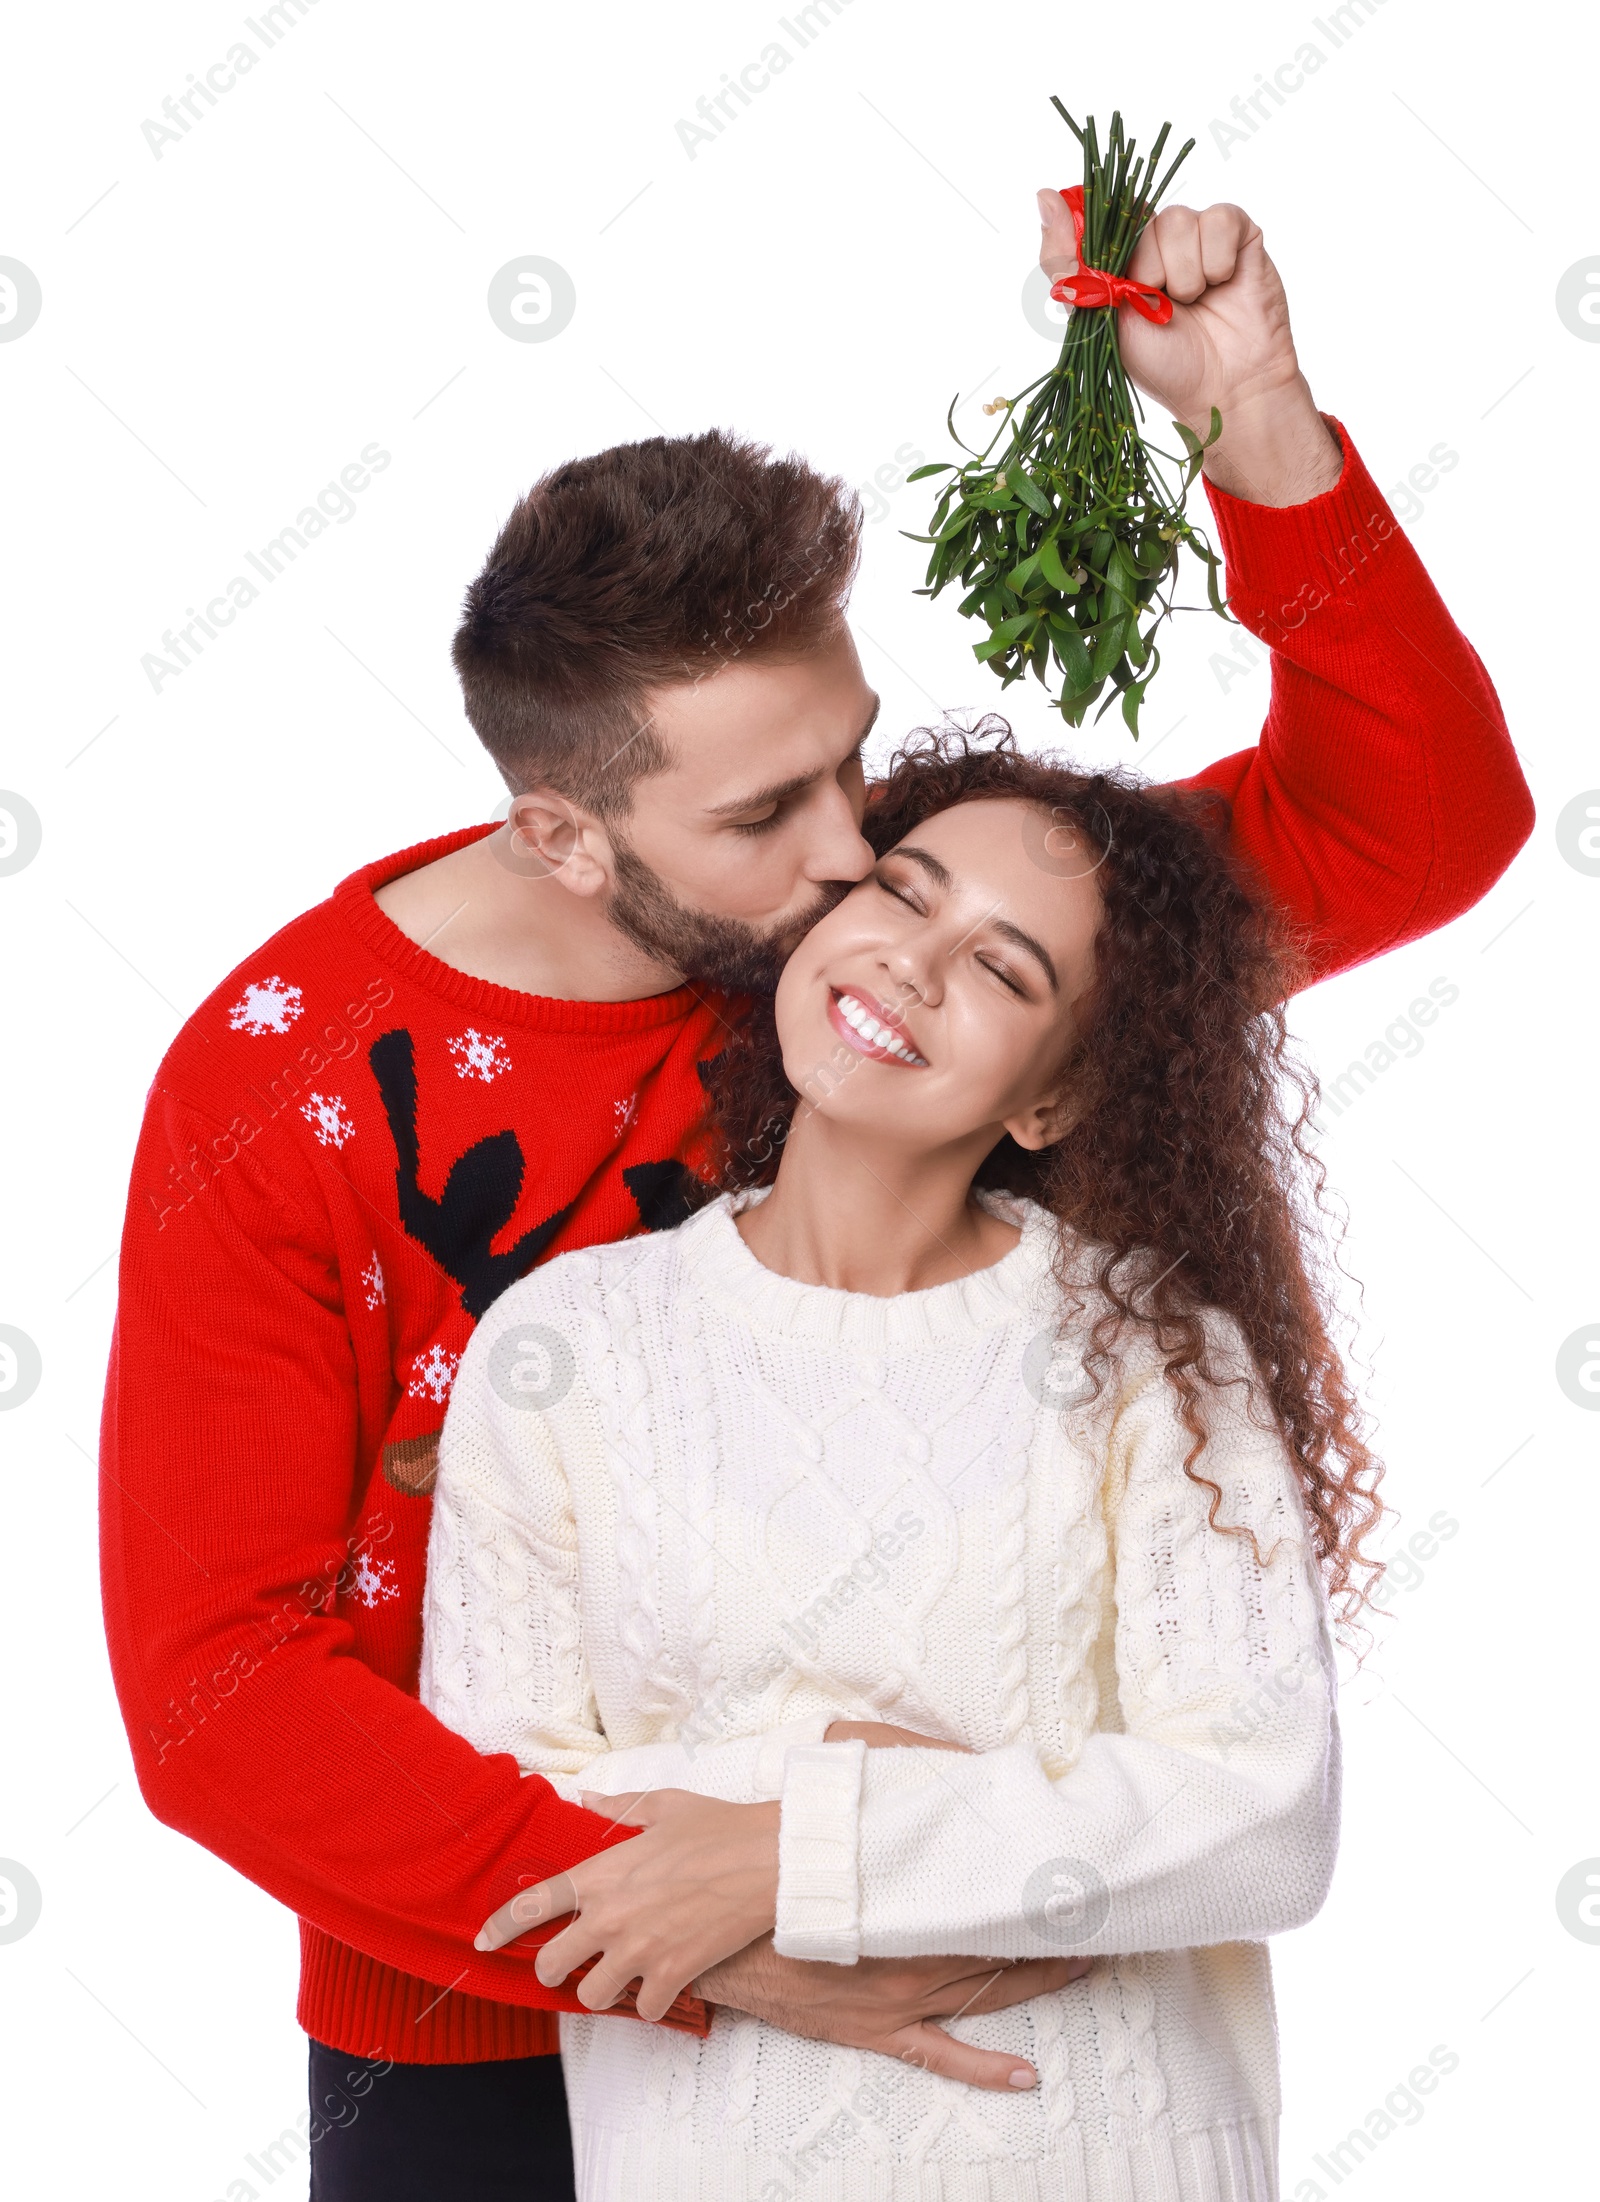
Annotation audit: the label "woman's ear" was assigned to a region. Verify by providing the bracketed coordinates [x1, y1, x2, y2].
[504, 788, 612, 897]
[1002, 1089, 1074, 1153]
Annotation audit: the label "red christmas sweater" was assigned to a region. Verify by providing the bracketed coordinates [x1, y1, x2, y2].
[100, 424, 1532, 2066]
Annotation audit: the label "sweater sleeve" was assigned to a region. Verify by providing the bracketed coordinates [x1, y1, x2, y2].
[1170, 418, 1533, 986]
[419, 1307, 835, 1804]
[99, 1087, 682, 2021]
[773, 1328, 1340, 1964]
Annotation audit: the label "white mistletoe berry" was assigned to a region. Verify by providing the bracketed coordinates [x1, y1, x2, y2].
[447, 1027, 511, 1083]
[229, 975, 304, 1037]
[301, 1091, 355, 1149]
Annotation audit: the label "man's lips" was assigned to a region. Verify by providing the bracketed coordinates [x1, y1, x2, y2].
[826, 988, 929, 1067]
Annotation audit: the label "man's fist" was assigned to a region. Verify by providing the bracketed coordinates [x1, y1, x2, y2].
[1035, 188, 1342, 508]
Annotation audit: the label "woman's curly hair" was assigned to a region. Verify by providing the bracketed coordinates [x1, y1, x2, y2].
[700, 719, 1385, 1637]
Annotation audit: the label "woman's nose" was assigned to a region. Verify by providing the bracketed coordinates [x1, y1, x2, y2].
[883, 943, 941, 1011]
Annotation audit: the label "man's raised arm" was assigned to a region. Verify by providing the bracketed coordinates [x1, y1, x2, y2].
[1035, 189, 1533, 980]
[1176, 419, 1531, 983]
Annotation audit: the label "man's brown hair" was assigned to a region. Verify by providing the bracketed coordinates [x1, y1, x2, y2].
[452, 428, 862, 816]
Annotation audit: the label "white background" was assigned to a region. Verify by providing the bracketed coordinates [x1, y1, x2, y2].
[1, 2, 1596, 2196]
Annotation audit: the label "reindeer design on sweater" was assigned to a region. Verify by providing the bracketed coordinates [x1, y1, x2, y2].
[369, 1026, 704, 1319]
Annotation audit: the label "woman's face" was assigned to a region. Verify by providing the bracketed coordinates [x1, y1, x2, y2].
[773, 796, 1105, 1155]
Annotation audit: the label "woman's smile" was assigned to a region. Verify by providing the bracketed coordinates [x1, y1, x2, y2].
[826, 987, 929, 1066]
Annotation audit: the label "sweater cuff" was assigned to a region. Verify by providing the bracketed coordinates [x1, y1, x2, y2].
[753, 1713, 840, 1799]
[1202, 416, 1402, 636]
[774, 1740, 866, 1963]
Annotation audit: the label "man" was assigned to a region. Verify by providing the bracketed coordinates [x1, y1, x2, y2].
[100, 190, 1530, 2200]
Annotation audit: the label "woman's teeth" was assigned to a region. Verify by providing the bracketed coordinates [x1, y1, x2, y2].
[835, 991, 927, 1065]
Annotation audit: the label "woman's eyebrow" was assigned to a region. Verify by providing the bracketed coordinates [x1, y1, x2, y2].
[991, 918, 1059, 993]
[892, 844, 953, 888]
[892, 847, 1059, 991]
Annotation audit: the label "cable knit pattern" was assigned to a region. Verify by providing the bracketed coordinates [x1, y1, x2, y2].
[989, 1373, 1037, 1751]
[675, 1289, 727, 1742]
[419, 1190, 1340, 2201]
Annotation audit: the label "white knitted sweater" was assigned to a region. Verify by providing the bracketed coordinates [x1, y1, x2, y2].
[420, 1191, 1340, 2202]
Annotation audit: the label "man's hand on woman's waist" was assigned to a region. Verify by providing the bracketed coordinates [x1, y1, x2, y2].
[699, 1936, 1091, 2092]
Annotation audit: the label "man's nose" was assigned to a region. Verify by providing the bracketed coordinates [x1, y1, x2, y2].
[803, 785, 876, 884]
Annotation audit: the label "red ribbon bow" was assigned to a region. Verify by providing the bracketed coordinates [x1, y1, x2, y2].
[1048, 185, 1173, 325]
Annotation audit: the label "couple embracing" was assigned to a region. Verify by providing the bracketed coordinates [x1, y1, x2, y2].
[101, 186, 1530, 2201]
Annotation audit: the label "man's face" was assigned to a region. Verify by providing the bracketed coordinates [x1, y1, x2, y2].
[601, 627, 880, 992]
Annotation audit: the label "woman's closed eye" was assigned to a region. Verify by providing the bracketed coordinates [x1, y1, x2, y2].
[876, 871, 1031, 998]
[977, 955, 1026, 997]
[874, 868, 926, 914]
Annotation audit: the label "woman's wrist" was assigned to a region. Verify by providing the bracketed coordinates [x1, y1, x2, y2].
[703, 1798, 782, 1936]
[776, 1740, 866, 1964]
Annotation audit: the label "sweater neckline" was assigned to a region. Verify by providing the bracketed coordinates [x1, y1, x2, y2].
[334, 823, 717, 1034]
[678, 1188, 1057, 1348]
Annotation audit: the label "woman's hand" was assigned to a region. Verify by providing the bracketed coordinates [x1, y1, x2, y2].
[474, 1789, 780, 2022]
[474, 1731, 971, 2017]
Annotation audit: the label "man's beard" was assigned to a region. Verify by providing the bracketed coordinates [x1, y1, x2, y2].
[606, 836, 847, 995]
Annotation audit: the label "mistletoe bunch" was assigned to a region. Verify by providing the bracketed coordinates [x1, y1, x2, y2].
[908, 103, 1231, 738]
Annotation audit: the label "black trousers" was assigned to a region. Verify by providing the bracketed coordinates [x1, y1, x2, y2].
[306, 2039, 576, 2200]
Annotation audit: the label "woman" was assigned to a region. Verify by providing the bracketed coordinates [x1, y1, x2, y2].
[418, 724, 1381, 2201]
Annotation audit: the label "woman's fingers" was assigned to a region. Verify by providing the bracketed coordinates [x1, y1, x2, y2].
[886, 2020, 1038, 2093]
[534, 1913, 606, 1986]
[482, 1792, 779, 2012]
[474, 1868, 578, 1952]
[574, 1956, 643, 2012]
[633, 1969, 688, 2024]
[474, 1791, 654, 1950]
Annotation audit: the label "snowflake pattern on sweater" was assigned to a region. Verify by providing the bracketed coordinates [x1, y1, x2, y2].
[300, 1091, 355, 1149]
[228, 974, 303, 1036]
[407, 1343, 461, 1407]
[349, 1550, 399, 1608]
[447, 1027, 511, 1083]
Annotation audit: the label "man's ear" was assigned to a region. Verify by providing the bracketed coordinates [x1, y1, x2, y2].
[503, 788, 613, 897]
[1002, 1089, 1074, 1153]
